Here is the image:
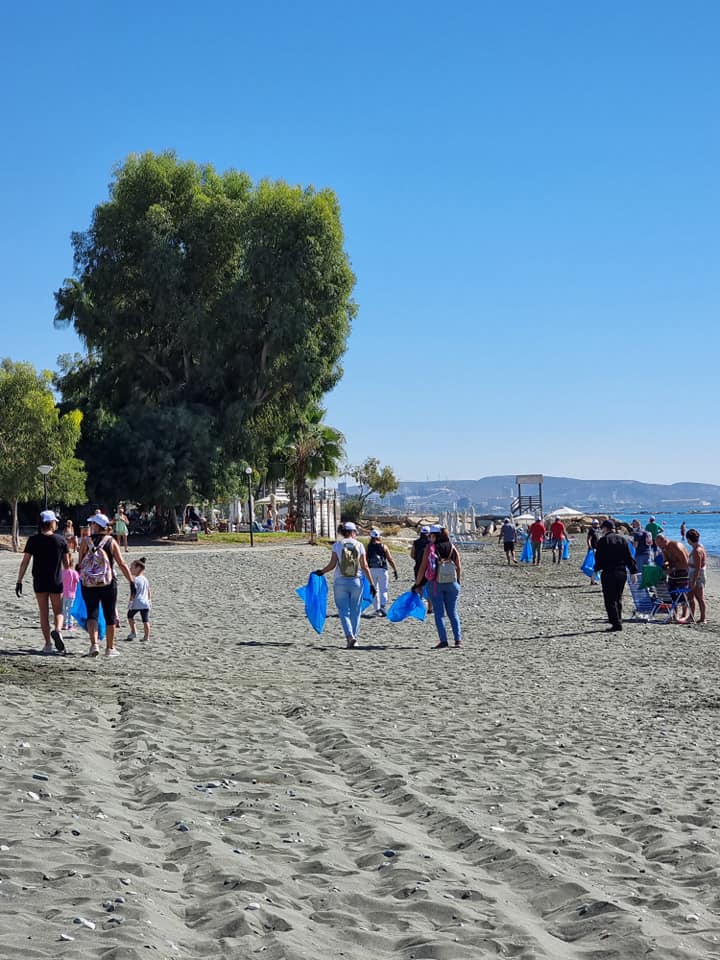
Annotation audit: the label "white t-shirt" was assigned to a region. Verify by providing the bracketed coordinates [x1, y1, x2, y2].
[129, 574, 151, 610]
[332, 538, 365, 579]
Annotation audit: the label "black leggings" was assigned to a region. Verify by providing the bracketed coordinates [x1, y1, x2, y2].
[82, 581, 117, 624]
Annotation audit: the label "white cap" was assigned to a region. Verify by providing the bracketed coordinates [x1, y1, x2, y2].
[87, 513, 110, 529]
[40, 510, 58, 523]
[591, 519, 599, 525]
[420, 525, 430, 534]
[429, 524, 442, 533]
[503, 517, 510, 523]
[342, 521, 357, 532]
[370, 529, 381, 538]
[535, 515, 542, 521]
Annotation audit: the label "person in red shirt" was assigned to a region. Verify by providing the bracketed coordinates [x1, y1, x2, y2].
[528, 516, 547, 566]
[549, 517, 567, 564]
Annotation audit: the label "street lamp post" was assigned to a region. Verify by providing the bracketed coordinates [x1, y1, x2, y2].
[245, 467, 254, 547]
[37, 464, 53, 510]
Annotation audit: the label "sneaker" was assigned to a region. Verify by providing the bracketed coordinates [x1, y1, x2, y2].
[124, 633, 137, 641]
[104, 648, 121, 658]
[89, 643, 100, 657]
[454, 640, 462, 647]
[346, 637, 357, 649]
[378, 608, 387, 618]
[50, 629, 65, 654]
[433, 641, 449, 649]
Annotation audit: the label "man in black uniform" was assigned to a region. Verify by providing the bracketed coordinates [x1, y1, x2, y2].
[593, 519, 637, 632]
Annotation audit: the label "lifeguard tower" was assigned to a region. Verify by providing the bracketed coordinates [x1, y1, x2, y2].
[511, 474, 543, 519]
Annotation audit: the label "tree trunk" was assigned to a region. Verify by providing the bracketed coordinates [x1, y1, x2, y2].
[11, 499, 19, 552]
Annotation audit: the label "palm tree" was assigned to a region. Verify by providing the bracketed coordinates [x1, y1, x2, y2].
[284, 411, 345, 523]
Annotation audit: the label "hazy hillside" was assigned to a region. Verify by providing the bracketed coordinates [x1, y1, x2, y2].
[395, 476, 720, 513]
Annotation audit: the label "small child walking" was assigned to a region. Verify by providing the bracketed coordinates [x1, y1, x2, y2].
[62, 564, 80, 631]
[126, 557, 152, 642]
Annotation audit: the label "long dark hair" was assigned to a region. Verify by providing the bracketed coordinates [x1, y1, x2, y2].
[434, 527, 453, 559]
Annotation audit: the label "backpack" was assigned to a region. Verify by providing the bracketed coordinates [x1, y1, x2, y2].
[79, 535, 113, 587]
[437, 547, 458, 584]
[339, 541, 360, 577]
[425, 543, 438, 581]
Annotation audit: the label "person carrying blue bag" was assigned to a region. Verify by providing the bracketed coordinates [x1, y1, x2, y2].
[413, 525, 462, 649]
[312, 522, 377, 649]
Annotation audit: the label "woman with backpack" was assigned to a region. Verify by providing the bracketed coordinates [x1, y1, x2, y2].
[314, 522, 377, 648]
[78, 513, 135, 658]
[366, 529, 399, 617]
[413, 525, 462, 649]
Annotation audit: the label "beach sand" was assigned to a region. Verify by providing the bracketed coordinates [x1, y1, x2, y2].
[1, 539, 720, 959]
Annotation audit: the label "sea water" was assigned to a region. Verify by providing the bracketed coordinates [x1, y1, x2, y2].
[616, 513, 720, 557]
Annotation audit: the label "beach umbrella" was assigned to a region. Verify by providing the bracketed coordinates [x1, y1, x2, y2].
[546, 506, 583, 518]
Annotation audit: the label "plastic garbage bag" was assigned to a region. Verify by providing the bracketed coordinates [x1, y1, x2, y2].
[628, 542, 636, 558]
[386, 589, 427, 623]
[580, 549, 596, 578]
[562, 539, 570, 561]
[519, 537, 533, 563]
[69, 589, 107, 640]
[361, 574, 374, 611]
[295, 573, 328, 635]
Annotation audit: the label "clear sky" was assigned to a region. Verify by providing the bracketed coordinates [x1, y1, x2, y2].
[2, 2, 718, 485]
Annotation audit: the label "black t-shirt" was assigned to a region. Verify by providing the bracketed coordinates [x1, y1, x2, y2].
[24, 533, 69, 592]
[412, 536, 429, 575]
[367, 540, 387, 569]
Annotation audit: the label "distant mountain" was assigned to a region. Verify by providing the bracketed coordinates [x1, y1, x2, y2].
[395, 476, 720, 514]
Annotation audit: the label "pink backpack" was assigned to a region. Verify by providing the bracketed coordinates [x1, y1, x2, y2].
[79, 535, 113, 587]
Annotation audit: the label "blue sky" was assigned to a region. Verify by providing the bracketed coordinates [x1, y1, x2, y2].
[2, 2, 718, 485]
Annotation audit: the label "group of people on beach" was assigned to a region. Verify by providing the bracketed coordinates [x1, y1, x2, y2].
[14, 508, 152, 657]
[589, 515, 707, 630]
[313, 522, 462, 649]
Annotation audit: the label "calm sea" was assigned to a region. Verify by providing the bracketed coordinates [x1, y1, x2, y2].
[616, 513, 720, 557]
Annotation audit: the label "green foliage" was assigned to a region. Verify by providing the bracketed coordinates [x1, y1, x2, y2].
[339, 496, 363, 524]
[0, 359, 86, 549]
[53, 151, 356, 515]
[282, 406, 345, 519]
[348, 457, 400, 511]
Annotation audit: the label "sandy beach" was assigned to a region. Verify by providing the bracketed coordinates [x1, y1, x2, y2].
[1, 538, 720, 959]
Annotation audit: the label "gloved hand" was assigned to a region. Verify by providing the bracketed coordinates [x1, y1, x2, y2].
[313, 569, 325, 577]
[15, 581, 22, 598]
[410, 584, 419, 593]
[130, 585, 137, 598]
[370, 585, 377, 597]
[393, 570, 398, 581]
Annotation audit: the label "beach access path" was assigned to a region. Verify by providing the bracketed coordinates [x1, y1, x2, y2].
[1, 541, 719, 960]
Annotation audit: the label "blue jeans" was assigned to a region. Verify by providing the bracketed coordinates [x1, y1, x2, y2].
[333, 577, 363, 639]
[429, 581, 462, 644]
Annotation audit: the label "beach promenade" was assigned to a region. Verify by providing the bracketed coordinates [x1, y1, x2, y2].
[1, 541, 719, 959]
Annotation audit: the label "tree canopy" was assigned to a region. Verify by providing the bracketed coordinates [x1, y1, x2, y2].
[0, 359, 86, 549]
[348, 457, 400, 512]
[54, 151, 356, 519]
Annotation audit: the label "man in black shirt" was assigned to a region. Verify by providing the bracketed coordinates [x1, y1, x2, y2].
[593, 519, 638, 632]
[411, 525, 432, 613]
[16, 510, 70, 654]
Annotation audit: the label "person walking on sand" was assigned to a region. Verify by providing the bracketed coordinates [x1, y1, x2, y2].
[549, 516, 568, 564]
[15, 510, 71, 654]
[686, 529, 707, 623]
[61, 562, 80, 632]
[498, 517, 518, 564]
[414, 525, 462, 649]
[313, 522, 377, 648]
[62, 519, 77, 560]
[113, 505, 130, 553]
[411, 525, 433, 613]
[366, 529, 398, 617]
[593, 519, 638, 632]
[528, 516, 546, 566]
[78, 513, 135, 658]
[125, 557, 152, 641]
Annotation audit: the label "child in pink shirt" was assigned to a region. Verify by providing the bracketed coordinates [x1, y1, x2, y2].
[62, 566, 80, 632]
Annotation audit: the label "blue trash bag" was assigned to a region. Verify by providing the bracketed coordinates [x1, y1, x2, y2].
[562, 539, 570, 561]
[69, 589, 107, 640]
[519, 537, 533, 563]
[386, 590, 427, 623]
[580, 549, 596, 578]
[628, 542, 636, 558]
[360, 574, 374, 611]
[295, 573, 328, 635]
